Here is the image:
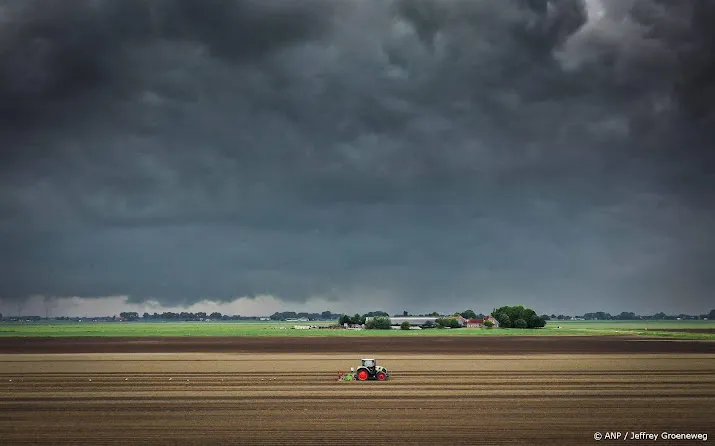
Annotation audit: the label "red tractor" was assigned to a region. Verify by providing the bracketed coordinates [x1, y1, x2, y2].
[338, 358, 390, 381]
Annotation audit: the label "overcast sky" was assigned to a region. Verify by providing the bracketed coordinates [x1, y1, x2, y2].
[1, 0, 713, 317]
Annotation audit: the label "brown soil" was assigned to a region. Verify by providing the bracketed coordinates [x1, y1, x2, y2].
[1, 353, 713, 445]
[1, 335, 714, 354]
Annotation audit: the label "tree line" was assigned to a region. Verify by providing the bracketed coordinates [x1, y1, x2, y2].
[338, 306, 542, 330]
[492, 306, 547, 329]
[3, 309, 714, 322]
[336, 307, 715, 331]
[129, 311, 343, 321]
[541, 310, 715, 321]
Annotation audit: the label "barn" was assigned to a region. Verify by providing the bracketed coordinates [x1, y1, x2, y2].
[364, 316, 467, 327]
[364, 315, 497, 328]
[465, 315, 499, 328]
[386, 317, 440, 327]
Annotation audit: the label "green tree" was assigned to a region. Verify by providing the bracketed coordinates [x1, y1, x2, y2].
[364, 311, 389, 318]
[423, 320, 434, 328]
[495, 313, 511, 328]
[436, 317, 461, 328]
[492, 305, 545, 329]
[460, 310, 477, 319]
[483, 320, 494, 328]
[338, 314, 352, 325]
[514, 318, 528, 328]
[400, 321, 411, 330]
[530, 314, 546, 328]
[583, 312, 613, 320]
[707, 309, 715, 320]
[365, 316, 392, 330]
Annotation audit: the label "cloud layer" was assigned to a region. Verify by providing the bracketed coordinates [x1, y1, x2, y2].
[1, 0, 713, 315]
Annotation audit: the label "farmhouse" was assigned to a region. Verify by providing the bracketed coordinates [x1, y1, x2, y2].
[363, 314, 498, 328]
[454, 315, 468, 326]
[465, 315, 499, 328]
[363, 316, 461, 327]
[387, 317, 437, 326]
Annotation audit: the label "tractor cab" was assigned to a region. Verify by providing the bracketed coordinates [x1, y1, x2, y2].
[361, 358, 376, 370]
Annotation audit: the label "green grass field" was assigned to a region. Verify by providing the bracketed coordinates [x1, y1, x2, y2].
[545, 319, 715, 340]
[0, 319, 713, 339]
[552, 320, 712, 329]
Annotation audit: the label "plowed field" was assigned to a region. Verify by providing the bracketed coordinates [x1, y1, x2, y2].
[3, 335, 715, 354]
[1, 350, 713, 445]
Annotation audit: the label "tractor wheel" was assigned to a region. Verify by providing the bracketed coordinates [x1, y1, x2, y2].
[376, 371, 386, 381]
[356, 369, 369, 381]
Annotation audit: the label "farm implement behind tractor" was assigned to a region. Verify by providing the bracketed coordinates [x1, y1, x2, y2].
[337, 358, 390, 382]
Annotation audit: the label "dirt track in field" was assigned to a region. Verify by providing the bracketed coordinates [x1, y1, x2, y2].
[1, 351, 714, 446]
[2, 335, 715, 354]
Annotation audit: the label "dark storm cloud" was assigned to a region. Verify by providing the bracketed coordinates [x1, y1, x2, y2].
[0, 0, 334, 135]
[0, 0, 713, 314]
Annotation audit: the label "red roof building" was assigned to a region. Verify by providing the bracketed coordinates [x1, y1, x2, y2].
[466, 318, 483, 328]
